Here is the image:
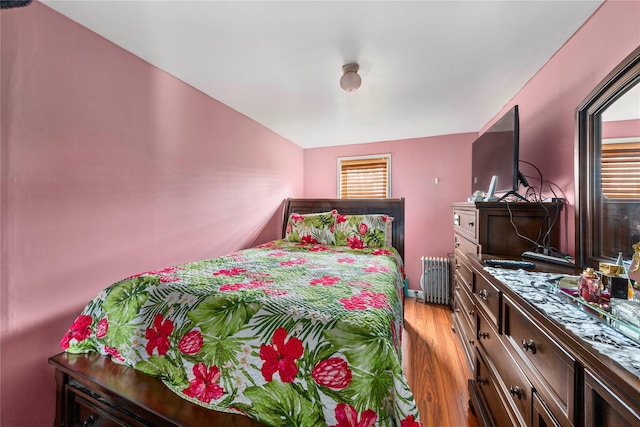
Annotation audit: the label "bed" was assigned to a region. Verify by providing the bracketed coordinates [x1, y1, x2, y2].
[51, 198, 420, 427]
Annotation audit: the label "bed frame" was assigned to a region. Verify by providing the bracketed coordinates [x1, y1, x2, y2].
[283, 198, 405, 259]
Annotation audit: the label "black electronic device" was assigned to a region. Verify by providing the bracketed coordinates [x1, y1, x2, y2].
[522, 250, 574, 266]
[471, 105, 527, 201]
[485, 259, 535, 269]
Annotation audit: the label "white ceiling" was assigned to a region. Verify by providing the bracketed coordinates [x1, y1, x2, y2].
[40, 0, 604, 149]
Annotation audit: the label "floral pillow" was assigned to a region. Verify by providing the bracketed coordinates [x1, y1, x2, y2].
[334, 214, 394, 249]
[284, 211, 337, 245]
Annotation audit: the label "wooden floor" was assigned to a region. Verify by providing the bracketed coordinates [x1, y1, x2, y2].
[402, 298, 480, 427]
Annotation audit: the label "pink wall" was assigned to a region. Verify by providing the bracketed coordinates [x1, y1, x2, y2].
[602, 119, 640, 139]
[305, 0, 640, 287]
[483, 0, 640, 255]
[0, 3, 302, 426]
[304, 134, 476, 290]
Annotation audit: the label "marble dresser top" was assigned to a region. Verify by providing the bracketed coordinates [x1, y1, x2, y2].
[485, 266, 640, 379]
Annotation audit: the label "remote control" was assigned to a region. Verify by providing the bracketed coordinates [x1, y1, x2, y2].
[485, 259, 535, 269]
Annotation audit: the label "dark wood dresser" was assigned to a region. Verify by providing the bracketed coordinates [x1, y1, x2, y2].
[49, 352, 267, 427]
[451, 201, 563, 375]
[450, 201, 640, 427]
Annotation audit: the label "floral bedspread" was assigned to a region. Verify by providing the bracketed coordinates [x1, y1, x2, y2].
[61, 240, 422, 427]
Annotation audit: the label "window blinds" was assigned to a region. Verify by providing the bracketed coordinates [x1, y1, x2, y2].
[339, 156, 390, 199]
[601, 141, 640, 199]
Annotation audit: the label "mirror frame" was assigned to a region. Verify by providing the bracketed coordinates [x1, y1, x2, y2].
[576, 46, 640, 268]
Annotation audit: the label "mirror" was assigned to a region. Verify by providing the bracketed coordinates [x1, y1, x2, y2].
[576, 46, 640, 268]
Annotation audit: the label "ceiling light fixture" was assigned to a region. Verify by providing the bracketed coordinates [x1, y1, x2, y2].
[340, 63, 361, 93]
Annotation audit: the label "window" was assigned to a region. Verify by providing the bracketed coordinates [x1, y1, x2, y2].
[601, 139, 640, 199]
[337, 154, 391, 199]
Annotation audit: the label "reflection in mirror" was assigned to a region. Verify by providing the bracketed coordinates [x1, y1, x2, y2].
[577, 47, 640, 268]
[600, 83, 640, 259]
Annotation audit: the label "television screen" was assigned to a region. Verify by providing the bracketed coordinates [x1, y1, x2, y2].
[471, 105, 520, 197]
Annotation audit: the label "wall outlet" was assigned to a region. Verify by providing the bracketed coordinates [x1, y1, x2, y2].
[409, 290, 424, 301]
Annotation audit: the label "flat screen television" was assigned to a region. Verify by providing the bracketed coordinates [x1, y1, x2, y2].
[471, 105, 522, 200]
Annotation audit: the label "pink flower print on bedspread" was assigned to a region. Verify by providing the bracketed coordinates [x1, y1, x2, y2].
[339, 290, 389, 311]
[60, 315, 93, 349]
[311, 357, 352, 390]
[290, 213, 305, 222]
[178, 330, 204, 355]
[259, 327, 303, 383]
[309, 276, 341, 286]
[362, 264, 390, 273]
[104, 345, 125, 362]
[145, 313, 174, 356]
[301, 235, 319, 244]
[130, 266, 181, 282]
[183, 363, 225, 404]
[330, 403, 377, 427]
[401, 415, 423, 427]
[219, 280, 274, 292]
[96, 317, 108, 338]
[346, 235, 365, 249]
[359, 223, 368, 235]
[213, 267, 247, 277]
[279, 258, 306, 267]
[371, 248, 392, 256]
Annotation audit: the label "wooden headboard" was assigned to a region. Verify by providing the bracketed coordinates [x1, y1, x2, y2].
[282, 198, 405, 260]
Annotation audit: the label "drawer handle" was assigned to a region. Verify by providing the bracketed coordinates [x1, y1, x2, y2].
[468, 309, 475, 316]
[478, 331, 489, 339]
[455, 264, 460, 270]
[81, 414, 97, 426]
[479, 289, 489, 300]
[477, 376, 488, 386]
[455, 308, 460, 313]
[455, 242, 461, 248]
[509, 386, 523, 400]
[455, 285, 460, 291]
[522, 339, 537, 354]
[468, 221, 474, 227]
[468, 339, 475, 345]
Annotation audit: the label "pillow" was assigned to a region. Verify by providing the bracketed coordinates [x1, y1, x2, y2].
[334, 213, 394, 249]
[284, 211, 336, 244]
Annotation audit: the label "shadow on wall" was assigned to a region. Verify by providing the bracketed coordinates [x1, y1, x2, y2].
[249, 199, 289, 247]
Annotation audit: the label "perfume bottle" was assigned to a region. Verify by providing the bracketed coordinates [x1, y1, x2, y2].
[579, 268, 602, 303]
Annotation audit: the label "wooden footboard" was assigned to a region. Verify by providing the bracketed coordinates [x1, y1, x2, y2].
[49, 353, 267, 427]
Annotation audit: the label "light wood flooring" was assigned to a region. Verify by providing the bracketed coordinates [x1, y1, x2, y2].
[402, 297, 480, 427]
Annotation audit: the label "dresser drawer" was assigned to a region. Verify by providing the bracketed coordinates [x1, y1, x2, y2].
[66, 381, 150, 427]
[454, 255, 474, 293]
[453, 209, 477, 241]
[454, 233, 480, 261]
[503, 295, 575, 424]
[584, 369, 640, 427]
[533, 392, 562, 427]
[473, 271, 501, 332]
[452, 301, 476, 373]
[454, 276, 476, 326]
[73, 394, 128, 427]
[477, 314, 531, 427]
[475, 349, 517, 427]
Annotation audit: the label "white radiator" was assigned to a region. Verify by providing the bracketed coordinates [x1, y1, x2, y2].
[420, 256, 450, 305]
